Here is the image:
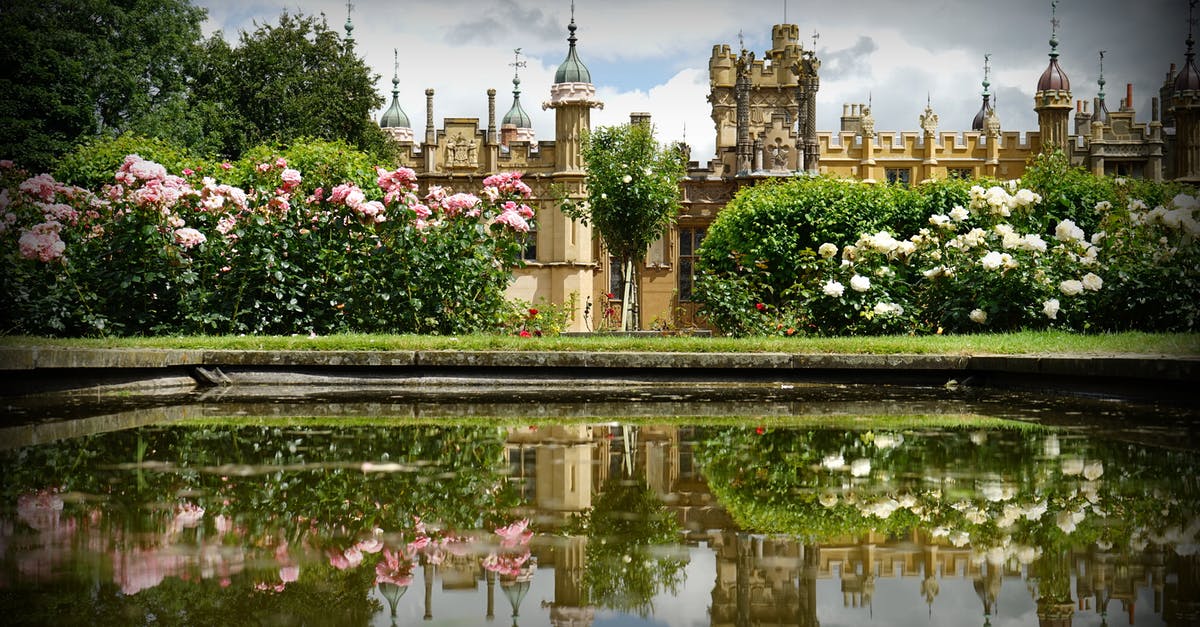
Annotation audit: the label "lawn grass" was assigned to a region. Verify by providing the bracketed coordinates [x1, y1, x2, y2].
[2, 330, 1196, 355]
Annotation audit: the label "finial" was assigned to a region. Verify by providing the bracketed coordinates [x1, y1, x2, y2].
[392, 48, 399, 90]
[811, 29, 819, 52]
[783, 0, 788, 24]
[1049, 0, 1060, 56]
[568, 0, 578, 43]
[1097, 50, 1106, 98]
[738, 29, 745, 53]
[682, 122, 687, 143]
[509, 48, 526, 92]
[344, 1, 354, 40]
[868, 91, 872, 109]
[927, 92, 932, 108]
[983, 53, 991, 95]
[1190, 0, 1198, 48]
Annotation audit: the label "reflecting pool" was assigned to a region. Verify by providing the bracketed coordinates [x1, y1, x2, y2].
[1, 385, 1197, 626]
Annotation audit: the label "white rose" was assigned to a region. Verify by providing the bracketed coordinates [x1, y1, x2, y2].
[1056, 510, 1078, 534]
[822, 280, 845, 297]
[969, 309, 988, 324]
[818, 492, 839, 508]
[1043, 298, 1060, 319]
[1055, 219, 1085, 242]
[949, 205, 970, 222]
[1081, 272, 1103, 291]
[818, 242, 838, 258]
[1059, 280, 1084, 296]
[980, 251, 1004, 270]
[850, 274, 871, 292]
[850, 458, 871, 477]
[621, 174, 632, 183]
[929, 214, 951, 227]
[821, 454, 845, 470]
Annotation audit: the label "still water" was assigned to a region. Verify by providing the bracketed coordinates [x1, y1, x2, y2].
[0, 383, 1197, 626]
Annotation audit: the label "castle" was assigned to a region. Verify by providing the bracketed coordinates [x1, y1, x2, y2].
[371, 11, 1199, 332]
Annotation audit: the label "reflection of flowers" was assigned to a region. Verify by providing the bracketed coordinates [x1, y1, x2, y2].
[375, 548, 415, 586]
[495, 519, 533, 547]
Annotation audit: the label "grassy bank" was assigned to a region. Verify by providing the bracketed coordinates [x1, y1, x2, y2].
[2, 331, 1197, 356]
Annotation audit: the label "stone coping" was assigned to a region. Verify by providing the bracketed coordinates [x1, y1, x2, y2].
[0, 346, 1195, 382]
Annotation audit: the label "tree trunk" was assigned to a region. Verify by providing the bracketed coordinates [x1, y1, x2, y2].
[620, 257, 637, 331]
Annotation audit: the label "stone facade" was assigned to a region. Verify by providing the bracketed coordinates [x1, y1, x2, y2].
[379, 19, 1197, 333]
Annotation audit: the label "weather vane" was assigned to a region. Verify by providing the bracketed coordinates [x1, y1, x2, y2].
[1050, 0, 1060, 39]
[738, 29, 745, 52]
[811, 29, 819, 51]
[1191, 0, 1198, 35]
[510, 48, 526, 78]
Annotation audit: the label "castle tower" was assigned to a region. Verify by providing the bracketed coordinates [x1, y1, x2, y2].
[501, 49, 535, 147]
[532, 4, 599, 332]
[543, 7, 603, 173]
[971, 54, 994, 131]
[1172, 3, 1200, 182]
[1034, 1, 1072, 155]
[379, 49, 414, 143]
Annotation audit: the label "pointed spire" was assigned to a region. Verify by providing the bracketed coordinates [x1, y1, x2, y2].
[1176, 1, 1200, 93]
[973, 54, 994, 131]
[1097, 50, 1107, 100]
[1049, 0, 1060, 59]
[554, 1, 592, 84]
[379, 47, 411, 129]
[344, 1, 355, 42]
[503, 48, 531, 128]
[1037, 0, 1070, 92]
[392, 48, 400, 94]
[982, 53, 992, 97]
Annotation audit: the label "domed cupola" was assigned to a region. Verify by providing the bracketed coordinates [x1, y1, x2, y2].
[379, 49, 413, 143]
[972, 54, 994, 131]
[503, 77, 532, 128]
[1037, 35, 1070, 93]
[554, 17, 592, 84]
[501, 49, 536, 146]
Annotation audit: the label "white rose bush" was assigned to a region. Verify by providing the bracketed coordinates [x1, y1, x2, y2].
[697, 171, 1198, 335]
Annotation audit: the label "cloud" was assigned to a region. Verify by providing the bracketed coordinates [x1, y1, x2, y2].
[443, 0, 561, 47]
[819, 36, 878, 81]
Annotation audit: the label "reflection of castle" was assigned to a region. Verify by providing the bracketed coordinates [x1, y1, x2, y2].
[494, 425, 1196, 627]
[368, 5, 1199, 331]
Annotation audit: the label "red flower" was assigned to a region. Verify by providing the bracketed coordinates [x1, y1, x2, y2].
[786, 327, 796, 336]
[528, 308, 539, 317]
[755, 303, 765, 311]
[518, 330, 531, 337]
[606, 292, 614, 299]
[755, 426, 765, 435]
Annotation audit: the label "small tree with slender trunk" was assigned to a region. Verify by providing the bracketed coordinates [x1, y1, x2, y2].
[569, 122, 685, 330]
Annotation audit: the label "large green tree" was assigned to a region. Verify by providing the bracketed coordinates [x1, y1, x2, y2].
[191, 12, 392, 160]
[572, 123, 685, 329]
[0, 0, 206, 171]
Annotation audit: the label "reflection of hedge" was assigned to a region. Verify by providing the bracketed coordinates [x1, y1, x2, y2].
[0, 564, 378, 626]
[694, 426, 1200, 551]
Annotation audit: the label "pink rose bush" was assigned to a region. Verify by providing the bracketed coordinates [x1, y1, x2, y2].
[0, 147, 535, 336]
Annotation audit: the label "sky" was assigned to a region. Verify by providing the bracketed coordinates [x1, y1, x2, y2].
[196, 0, 1191, 163]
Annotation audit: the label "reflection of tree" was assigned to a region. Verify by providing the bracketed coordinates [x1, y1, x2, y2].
[1033, 547, 1075, 627]
[563, 477, 687, 617]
